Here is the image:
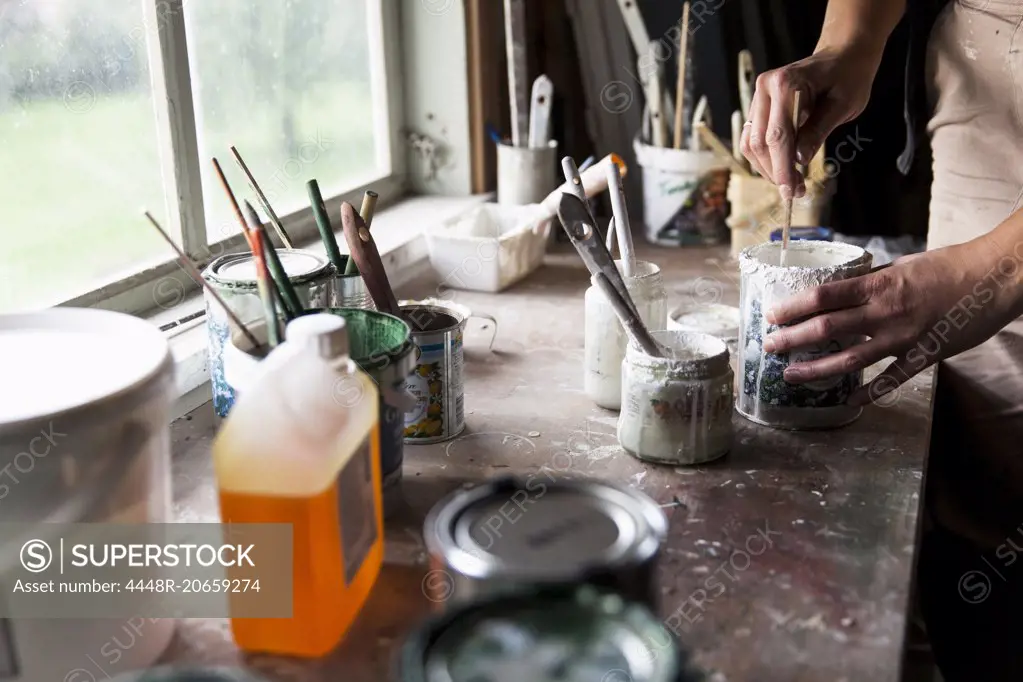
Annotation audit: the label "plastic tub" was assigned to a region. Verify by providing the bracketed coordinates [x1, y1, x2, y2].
[0, 308, 177, 681]
[426, 203, 552, 293]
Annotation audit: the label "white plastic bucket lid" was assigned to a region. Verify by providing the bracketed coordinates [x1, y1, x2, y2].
[0, 308, 174, 432]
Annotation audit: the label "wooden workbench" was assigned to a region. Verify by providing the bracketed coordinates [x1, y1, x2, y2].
[163, 244, 935, 681]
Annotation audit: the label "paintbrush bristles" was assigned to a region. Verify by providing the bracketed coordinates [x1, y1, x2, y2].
[142, 210, 261, 349]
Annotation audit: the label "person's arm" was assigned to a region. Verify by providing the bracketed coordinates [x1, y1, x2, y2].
[740, 0, 906, 199]
[763, 209, 1023, 405]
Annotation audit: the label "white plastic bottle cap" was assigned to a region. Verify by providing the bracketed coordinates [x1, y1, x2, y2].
[285, 314, 350, 360]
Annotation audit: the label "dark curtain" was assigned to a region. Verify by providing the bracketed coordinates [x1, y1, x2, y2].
[635, 0, 930, 239]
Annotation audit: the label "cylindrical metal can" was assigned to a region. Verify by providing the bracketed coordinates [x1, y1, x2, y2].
[219, 308, 416, 517]
[332, 271, 374, 310]
[737, 241, 872, 430]
[202, 250, 333, 418]
[423, 477, 667, 610]
[397, 584, 702, 682]
[399, 299, 496, 444]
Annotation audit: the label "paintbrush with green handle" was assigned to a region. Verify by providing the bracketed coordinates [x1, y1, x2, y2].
[243, 200, 304, 319]
[307, 180, 346, 272]
[344, 191, 378, 276]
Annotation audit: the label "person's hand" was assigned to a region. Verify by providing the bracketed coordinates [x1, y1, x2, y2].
[761, 237, 1017, 406]
[739, 46, 880, 200]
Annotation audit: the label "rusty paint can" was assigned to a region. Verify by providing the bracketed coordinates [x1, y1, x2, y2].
[400, 299, 495, 444]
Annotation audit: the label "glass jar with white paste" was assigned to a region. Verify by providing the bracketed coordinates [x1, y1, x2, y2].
[618, 331, 733, 465]
[737, 241, 872, 430]
[584, 260, 668, 410]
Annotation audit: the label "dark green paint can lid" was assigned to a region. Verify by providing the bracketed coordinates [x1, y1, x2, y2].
[397, 585, 703, 682]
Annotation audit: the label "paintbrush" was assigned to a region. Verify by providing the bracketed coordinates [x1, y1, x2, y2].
[592, 272, 663, 357]
[243, 200, 304, 319]
[307, 179, 345, 272]
[780, 91, 802, 265]
[673, 2, 691, 150]
[142, 211, 261, 349]
[229, 145, 294, 249]
[212, 157, 301, 318]
[606, 160, 635, 277]
[243, 211, 281, 347]
[344, 191, 379, 276]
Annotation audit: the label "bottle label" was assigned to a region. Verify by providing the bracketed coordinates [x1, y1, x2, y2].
[338, 434, 378, 586]
[0, 619, 17, 678]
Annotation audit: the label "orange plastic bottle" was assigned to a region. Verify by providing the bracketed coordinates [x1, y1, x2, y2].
[212, 314, 384, 657]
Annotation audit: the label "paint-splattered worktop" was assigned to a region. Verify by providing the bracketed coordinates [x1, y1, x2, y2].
[163, 243, 935, 682]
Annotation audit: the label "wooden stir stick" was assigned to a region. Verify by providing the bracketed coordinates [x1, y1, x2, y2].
[339, 202, 400, 317]
[779, 90, 802, 265]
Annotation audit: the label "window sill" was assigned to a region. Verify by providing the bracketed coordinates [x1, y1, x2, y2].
[157, 194, 491, 420]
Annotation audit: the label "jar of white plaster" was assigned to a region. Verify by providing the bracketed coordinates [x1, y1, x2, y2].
[618, 331, 733, 465]
[584, 260, 668, 410]
[737, 241, 872, 430]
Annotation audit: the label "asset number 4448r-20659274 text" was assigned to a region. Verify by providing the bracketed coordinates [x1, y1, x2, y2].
[125, 579, 261, 593]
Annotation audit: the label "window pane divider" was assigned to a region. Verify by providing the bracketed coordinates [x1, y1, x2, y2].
[143, 0, 207, 265]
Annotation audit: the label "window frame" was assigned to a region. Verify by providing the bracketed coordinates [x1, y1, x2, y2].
[59, 0, 409, 317]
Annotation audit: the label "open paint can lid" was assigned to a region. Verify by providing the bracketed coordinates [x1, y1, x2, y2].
[425, 477, 666, 583]
[0, 308, 173, 433]
[207, 250, 329, 286]
[399, 584, 700, 682]
[667, 303, 740, 342]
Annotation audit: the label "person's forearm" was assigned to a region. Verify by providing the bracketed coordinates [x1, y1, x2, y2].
[976, 207, 1023, 320]
[815, 0, 906, 62]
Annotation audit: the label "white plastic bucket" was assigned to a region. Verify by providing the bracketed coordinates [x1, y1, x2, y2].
[633, 136, 729, 246]
[0, 308, 177, 681]
[497, 140, 558, 206]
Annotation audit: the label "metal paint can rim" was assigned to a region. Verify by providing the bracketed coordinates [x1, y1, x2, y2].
[398, 584, 694, 682]
[424, 477, 667, 584]
[203, 250, 330, 288]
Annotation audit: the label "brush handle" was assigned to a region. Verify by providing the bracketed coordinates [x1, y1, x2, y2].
[504, 0, 528, 147]
[230, 146, 294, 249]
[592, 273, 662, 357]
[307, 180, 345, 272]
[528, 75, 553, 148]
[541, 154, 627, 218]
[673, 2, 690, 149]
[244, 201, 303, 318]
[738, 50, 755, 123]
[345, 191, 379, 276]
[606, 161, 635, 277]
[340, 202, 400, 317]
[780, 91, 803, 256]
[647, 44, 668, 148]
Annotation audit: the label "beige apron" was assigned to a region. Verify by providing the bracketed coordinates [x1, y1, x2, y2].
[925, 0, 1023, 546]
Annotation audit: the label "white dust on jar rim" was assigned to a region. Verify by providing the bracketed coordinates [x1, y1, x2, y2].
[739, 242, 868, 289]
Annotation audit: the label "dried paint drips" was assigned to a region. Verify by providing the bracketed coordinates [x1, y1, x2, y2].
[617, 331, 733, 465]
[736, 241, 871, 430]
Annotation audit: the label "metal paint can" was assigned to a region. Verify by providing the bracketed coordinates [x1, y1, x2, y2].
[202, 250, 333, 418]
[220, 308, 416, 517]
[399, 299, 496, 444]
[398, 584, 701, 682]
[423, 477, 667, 610]
[332, 271, 374, 309]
